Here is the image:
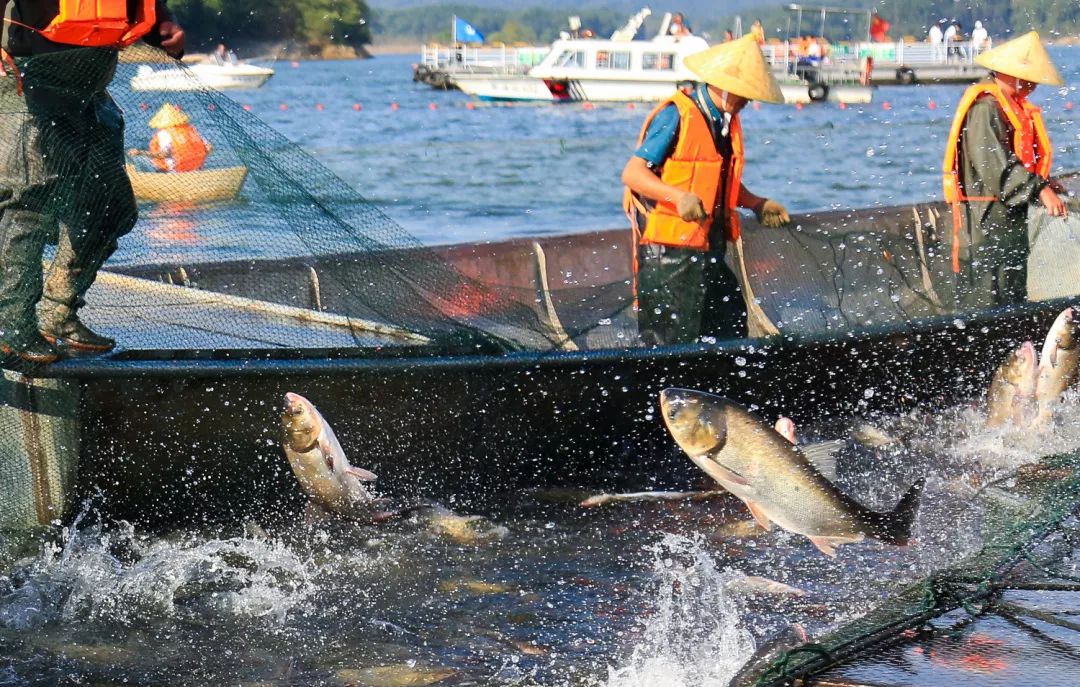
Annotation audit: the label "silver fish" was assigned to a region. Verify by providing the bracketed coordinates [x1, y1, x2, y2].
[1034, 307, 1080, 425]
[986, 340, 1038, 427]
[281, 392, 377, 517]
[659, 388, 924, 557]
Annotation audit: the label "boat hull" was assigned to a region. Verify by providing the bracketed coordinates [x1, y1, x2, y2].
[130, 64, 275, 92]
[127, 165, 248, 204]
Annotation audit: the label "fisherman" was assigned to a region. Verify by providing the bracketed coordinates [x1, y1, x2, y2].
[129, 103, 212, 173]
[0, 1, 185, 364]
[622, 36, 790, 345]
[942, 31, 1068, 310]
[971, 21, 989, 54]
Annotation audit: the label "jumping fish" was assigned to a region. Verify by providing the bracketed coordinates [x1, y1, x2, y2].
[280, 392, 378, 518]
[986, 341, 1039, 427]
[1033, 307, 1080, 425]
[659, 388, 924, 557]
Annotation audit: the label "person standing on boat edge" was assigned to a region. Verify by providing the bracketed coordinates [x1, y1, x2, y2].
[942, 31, 1068, 311]
[622, 35, 790, 346]
[0, 0, 184, 367]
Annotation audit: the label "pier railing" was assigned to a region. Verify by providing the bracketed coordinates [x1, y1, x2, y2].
[761, 39, 988, 70]
[419, 44, 550, 75]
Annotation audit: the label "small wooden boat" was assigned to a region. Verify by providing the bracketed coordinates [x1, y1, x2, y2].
[126, 164, 248, 204]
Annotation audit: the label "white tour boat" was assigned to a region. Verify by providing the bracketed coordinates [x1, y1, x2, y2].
[448, 10, 872, 105]
[130, 62, 275, 92]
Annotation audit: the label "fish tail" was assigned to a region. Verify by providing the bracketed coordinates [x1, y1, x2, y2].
[874, 478, 925, 545]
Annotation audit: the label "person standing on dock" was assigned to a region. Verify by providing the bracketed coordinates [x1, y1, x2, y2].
[622, 36, 790, 346]
[942, 31, 1068, 310]
[0, 1, 184, 366]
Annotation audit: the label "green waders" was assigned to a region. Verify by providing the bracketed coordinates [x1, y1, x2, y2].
[0, 49, 136, 354]
[636, 241, 747, 346]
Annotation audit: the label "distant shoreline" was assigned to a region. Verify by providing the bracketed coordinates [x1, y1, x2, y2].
[367, 40, 421, 56]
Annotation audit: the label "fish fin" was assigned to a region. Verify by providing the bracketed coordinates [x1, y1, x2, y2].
[696, 457, 750, 486]
[744, 500, 772, 531]
[347, 466, 378, 482]
[799, 441, 842, 481]
[774, 417, 797, 444]
[808, 536, 839, 557]
[319, 438, 335, 472]
[873, 477, 926, 545]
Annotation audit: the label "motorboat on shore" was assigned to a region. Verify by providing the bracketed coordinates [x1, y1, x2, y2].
[130, 62, 275, 92]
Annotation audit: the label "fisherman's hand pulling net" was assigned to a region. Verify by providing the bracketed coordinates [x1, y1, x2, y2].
[755, 198, 792, 228]
[676, 191, 708, 222]
[1040, 185, 1069, 217]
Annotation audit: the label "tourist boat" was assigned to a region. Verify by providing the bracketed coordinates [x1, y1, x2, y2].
[440, 10, 873, 105]
[130, 62, 275, 92]
[126, 164, 249, 203]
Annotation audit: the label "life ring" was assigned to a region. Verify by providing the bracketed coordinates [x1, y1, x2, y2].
[896, 67, 916, 85]
[808, 82, 829, 102]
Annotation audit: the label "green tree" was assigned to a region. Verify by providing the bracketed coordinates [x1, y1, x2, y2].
[489, 19, 537, 44]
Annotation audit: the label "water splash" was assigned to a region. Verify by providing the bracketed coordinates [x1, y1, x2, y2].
[0, 519, 312, 632]
[603, 534, 754, 687]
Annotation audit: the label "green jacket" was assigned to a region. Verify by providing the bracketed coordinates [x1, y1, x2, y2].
[956, 95, 1049, 264]
[2, 0, 174, 56]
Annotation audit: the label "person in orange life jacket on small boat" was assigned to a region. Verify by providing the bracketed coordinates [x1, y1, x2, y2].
[129, 103, 211, 173]
[942, 31, 1068, 310]
[622, 36, 790, 346]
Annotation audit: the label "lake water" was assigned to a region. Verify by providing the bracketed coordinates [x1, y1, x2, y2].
[241, 50, 1080, 246]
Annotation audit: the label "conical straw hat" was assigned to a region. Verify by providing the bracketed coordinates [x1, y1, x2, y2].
[975, 31, 1063, 86]
[148, 103, 190, 128]
[683, 35, 785, 104]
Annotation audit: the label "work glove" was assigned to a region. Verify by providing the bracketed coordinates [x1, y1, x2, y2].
[676, 192, 708, 222]
[755, 198, 791, 228]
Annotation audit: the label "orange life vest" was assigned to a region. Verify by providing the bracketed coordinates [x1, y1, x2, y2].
[34, 0, 157, 48]
[942, 82, 1052, 271]
[624, 90, 744, 252]
[150, 125, 209, 173]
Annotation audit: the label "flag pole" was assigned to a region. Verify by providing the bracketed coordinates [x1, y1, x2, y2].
[452, 15, 457, 45]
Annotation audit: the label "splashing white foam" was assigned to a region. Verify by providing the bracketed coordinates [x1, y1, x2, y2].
[602, 534, 754, 687]
[0, 520, 313, 631]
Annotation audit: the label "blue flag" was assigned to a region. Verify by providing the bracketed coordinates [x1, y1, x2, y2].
[454, 17, 484, 43]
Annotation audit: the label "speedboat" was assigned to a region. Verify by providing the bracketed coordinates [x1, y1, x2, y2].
[130, 62, 275, 92]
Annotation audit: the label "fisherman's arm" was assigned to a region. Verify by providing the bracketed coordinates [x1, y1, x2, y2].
[964, 99, 1063, 215]
[738, 184, 790, 228]
[622, 106, 707, 221]
[145, 1, 185, 58]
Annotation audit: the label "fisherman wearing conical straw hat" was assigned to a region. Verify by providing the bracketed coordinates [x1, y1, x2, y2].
[942, 31, 1068, 309]
[622, 35, 790, 345]
[130, 103, 211, 173]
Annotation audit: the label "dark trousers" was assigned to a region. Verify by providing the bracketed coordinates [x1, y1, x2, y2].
[635, 243, 747, 346]
[0, 50, 136, 345]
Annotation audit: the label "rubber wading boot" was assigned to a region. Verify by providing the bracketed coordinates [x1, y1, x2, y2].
[0, 333, 61, 366]
[39, 306, 116, 353]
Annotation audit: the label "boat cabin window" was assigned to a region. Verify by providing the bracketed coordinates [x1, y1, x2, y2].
[596, 50, 632, 70]
[554, 49, 586, 68]
[642, 52, 676, 71]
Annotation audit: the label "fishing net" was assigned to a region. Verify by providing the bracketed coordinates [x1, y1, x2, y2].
[1, 45, 1078, 366]
[743, 449, 1080, 687]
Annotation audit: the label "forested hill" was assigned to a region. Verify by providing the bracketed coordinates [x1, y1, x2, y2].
[166, 0, 372, 54]
[165, 0, 1079, 55]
